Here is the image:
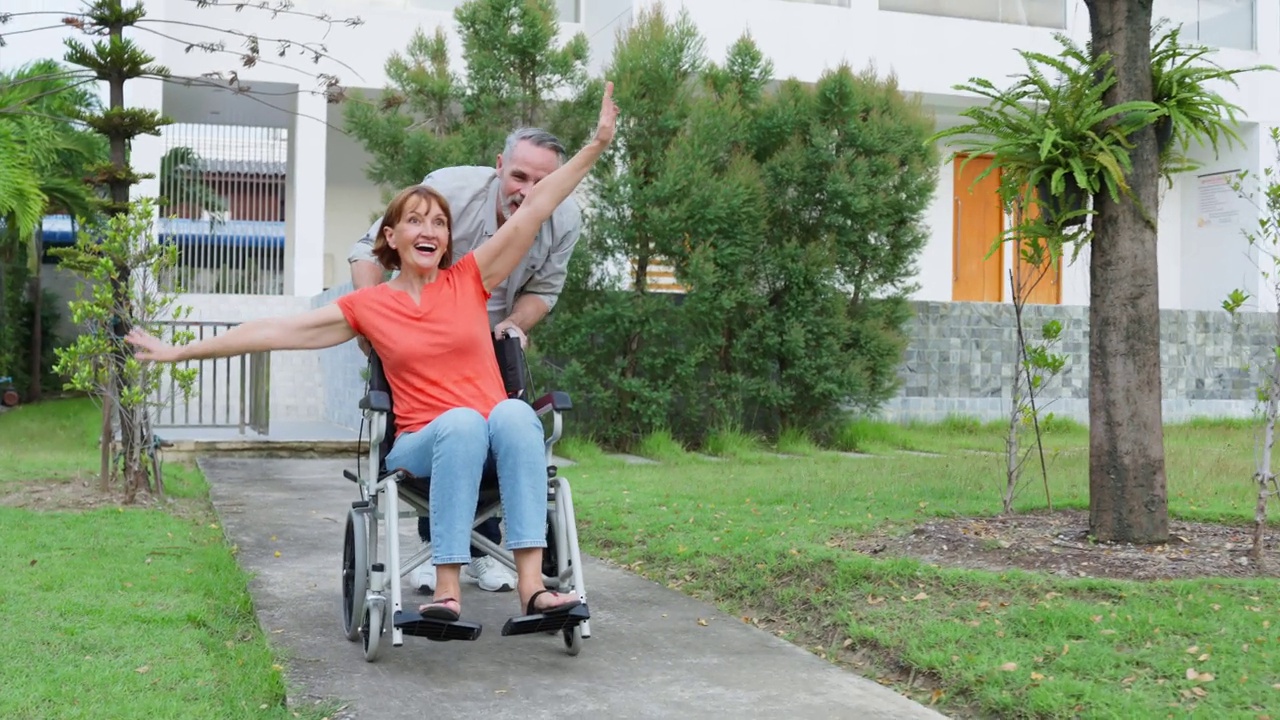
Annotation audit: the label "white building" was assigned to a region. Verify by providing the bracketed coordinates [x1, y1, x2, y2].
[2, 0, 1273, 431]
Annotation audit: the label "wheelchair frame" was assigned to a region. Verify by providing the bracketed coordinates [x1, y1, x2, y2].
[339, 338, 591, 662]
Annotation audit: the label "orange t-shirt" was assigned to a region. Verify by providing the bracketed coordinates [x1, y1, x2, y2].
[335, 252, 508, 436]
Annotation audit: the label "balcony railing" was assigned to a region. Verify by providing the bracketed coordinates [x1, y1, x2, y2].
[879, 0, 1066, 28]
[1154, 0, 1254, 50]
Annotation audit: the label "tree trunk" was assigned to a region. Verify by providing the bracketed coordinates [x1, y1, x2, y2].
[106, 15, 145, 497]
[26, 230, 43, 402]
[1084, 0, 1169, 544]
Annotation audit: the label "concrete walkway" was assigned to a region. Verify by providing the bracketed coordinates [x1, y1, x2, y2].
[199, 456, 948, 720]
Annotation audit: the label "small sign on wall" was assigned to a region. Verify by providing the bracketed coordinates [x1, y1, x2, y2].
[1196, 169, 1242, 228]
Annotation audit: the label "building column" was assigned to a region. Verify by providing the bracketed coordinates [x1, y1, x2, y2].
[127, 79, 166, 207]
[285, 90, 328, 297]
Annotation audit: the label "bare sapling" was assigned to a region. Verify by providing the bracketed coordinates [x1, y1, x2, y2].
[1224, 127, 1280, 568]
[1002, 198, 1067, 514]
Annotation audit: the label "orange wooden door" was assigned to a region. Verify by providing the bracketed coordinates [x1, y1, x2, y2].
[952, 156, 1003, 302]
[1013, 197, 1062, 305]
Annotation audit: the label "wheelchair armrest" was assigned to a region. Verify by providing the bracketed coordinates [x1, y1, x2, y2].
[532, 391, 572, 413]
[360, 390, 391, 413]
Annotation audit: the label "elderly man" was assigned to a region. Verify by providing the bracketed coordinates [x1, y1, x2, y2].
[346, 126, 582, 595]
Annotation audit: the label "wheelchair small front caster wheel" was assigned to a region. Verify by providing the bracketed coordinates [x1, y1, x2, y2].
[361, 601, 385, 662]
[563, 625, 582, 656]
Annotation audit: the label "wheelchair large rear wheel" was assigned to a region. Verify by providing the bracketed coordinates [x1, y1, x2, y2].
[341, 509, 370, 641]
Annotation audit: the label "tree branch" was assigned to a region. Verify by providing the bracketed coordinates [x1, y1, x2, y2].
[146, 73, 351, 133]
[0, 79, 103, 118]
[181, 0, 365, 38]
[0, 22, 74, 41]
[134, 17, 365, 82]
[130, 23, 347, 81]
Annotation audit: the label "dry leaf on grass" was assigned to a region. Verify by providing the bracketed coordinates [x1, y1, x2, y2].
[1000, 662, 1018, 672]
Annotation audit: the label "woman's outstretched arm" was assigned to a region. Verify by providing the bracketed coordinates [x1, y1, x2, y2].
[474, 81, 619, 292]
[126, 304, 357, 363]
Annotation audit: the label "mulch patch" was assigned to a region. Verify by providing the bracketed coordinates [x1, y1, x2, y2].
[848, 508, 1280, 580]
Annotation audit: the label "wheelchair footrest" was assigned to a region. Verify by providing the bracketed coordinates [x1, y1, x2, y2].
[500, 603, 590, 637]
[393, 610, 482, 642]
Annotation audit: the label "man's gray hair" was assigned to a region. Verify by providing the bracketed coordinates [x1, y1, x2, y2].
[502, 127, 566, 164]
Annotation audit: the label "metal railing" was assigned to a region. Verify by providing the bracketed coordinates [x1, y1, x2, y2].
[149, 321, 270, 435]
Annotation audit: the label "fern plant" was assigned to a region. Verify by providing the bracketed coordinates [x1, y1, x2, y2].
[931, 33, 1161, 234]
[1150, 22, 1274, 176]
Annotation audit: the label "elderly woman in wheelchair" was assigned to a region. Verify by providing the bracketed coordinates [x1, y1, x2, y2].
[126, 83, 619, 659]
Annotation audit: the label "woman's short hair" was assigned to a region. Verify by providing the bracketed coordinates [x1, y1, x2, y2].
[372, 184, 454, 271]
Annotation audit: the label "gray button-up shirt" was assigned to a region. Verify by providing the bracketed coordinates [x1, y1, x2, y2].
[347, 165, 583, 328]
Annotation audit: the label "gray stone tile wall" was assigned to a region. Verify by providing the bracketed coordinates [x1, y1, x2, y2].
[308, 293, 1280, 429]
[312, 282, 368, 431]
[883, 301, 1276, 423]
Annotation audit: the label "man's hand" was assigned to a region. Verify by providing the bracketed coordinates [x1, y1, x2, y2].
[493, 320, 528, 350]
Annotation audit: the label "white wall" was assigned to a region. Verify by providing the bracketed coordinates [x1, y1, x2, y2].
[585, 0, 635, 75]
[1179, 125, 1263, 311]
[323, 101, 389, 290]
[914, 145, 955, 303]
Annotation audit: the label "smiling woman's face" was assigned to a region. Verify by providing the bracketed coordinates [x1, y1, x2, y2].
[385, 195, 451, 274]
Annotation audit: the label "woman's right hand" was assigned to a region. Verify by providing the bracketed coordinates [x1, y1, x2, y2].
[125, 329, 183, 364]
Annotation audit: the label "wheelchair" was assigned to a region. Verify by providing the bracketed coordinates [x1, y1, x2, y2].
[339, 333, 590, 662]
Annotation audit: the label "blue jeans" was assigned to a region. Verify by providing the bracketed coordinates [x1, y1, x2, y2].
[385, 399, 547, 566]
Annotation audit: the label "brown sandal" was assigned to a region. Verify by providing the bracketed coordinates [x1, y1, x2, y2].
[420, 597, 460, 621]
[525, 589, 580, 616]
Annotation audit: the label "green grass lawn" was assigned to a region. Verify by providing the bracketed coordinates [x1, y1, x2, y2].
[6, 397, 1278, 718]
[0, 398, 334, 720]
[559, 419, 1280, 719]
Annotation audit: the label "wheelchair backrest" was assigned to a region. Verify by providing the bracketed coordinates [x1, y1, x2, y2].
[366, 335, 532, 471]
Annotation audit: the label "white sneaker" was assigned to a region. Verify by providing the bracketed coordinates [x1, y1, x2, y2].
[465, 555, 515, 592]
[409, 563, 436, 594]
